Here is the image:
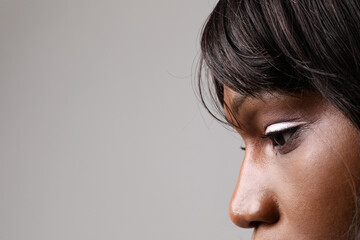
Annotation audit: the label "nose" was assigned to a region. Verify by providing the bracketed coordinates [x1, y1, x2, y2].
[229, 155, 280, 228]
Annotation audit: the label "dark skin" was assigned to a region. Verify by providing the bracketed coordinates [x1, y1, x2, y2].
[223, 86, 360, 240]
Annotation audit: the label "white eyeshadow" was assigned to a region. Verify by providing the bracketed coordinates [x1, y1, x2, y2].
[265, 122, 305, 135]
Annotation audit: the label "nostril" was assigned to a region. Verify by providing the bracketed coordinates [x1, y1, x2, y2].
[249, 216, 280, 229]
[249, 213, 280, 228]
[249, 221, 261, 228]
[250, 214, 280, 228]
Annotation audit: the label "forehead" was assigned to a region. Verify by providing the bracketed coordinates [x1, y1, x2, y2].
[223, 85, 321, 108]
[224, 86, 295, 111]
[223, 86, 326, 129]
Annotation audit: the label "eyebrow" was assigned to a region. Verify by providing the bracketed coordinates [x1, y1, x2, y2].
[230, 94, 247, 113]
[224, 94, 248, 130]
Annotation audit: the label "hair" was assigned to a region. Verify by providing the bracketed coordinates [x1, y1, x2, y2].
[198, 0, 360, 130]
[198, 0, 360, 238]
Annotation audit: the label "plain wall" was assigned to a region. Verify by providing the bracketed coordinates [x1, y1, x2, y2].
[0, 0, 251, 239]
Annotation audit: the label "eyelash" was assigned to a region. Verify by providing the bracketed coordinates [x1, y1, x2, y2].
[240, 126, 301, 152]
[264, 126, 300, 148]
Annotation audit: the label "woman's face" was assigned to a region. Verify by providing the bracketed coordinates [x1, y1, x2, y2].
[223, 87, 360, 240]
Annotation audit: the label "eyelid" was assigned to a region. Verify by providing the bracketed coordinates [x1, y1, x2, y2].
[265, 121, 306, 135]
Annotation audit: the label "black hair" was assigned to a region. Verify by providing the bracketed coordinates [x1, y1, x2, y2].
[198, 0, 360, 130]
[198, 0, 360, 238]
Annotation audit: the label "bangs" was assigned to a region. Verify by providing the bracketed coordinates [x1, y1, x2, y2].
[198, 0, 360, 127]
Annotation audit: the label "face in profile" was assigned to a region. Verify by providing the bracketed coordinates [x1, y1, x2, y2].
[223, 87, 360, 239]
[198, 0, 360, 238]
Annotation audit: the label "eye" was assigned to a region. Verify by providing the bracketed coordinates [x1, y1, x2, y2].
[266, 127, 299, 147]
[263, 121, 306, 151]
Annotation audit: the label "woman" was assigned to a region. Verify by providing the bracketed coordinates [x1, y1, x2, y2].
[198, 0, 360, 239]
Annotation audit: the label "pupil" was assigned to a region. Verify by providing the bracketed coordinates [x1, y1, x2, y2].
[271, 127, 298, 147]
[274, 133, 286, 146]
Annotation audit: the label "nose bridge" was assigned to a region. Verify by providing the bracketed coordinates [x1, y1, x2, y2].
[229, 151, 280, 228]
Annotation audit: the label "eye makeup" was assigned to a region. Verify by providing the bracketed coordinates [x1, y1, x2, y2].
[265, 121, 307, 135]
[262, 121, 308, 154]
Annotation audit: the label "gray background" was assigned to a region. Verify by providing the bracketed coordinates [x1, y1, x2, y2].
[0, 0, 251, 239]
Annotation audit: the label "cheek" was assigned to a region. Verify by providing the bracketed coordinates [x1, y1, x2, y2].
[274, 120, 360, 238]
